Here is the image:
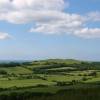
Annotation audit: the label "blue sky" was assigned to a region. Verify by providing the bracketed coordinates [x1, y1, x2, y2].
[0, 0, 100, 61]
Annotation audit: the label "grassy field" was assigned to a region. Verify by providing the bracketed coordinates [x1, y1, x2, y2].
[0, 59, 100, 100]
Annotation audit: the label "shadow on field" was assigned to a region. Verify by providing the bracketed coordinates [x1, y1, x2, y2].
[0, 88, 100, 100]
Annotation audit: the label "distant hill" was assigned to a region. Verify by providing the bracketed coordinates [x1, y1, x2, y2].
[31, 59, 82, 65]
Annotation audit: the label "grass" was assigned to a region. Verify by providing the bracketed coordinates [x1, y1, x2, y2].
[0, 67, 99, 89]
[0, 59, 100, 100]
[85, 77, 100, 83]
[0, 79, 54, 88]
[0, 68, 98, 89]
[47, 67, 76, 71]
[46, 75, 82, 82]
[0, 67, 32, 75]
[0, 59, 100, 93]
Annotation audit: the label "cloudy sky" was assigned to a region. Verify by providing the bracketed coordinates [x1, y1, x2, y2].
[0, 0, 100, 61]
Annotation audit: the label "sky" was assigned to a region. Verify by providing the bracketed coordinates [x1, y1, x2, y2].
[0, 0, 100, 61]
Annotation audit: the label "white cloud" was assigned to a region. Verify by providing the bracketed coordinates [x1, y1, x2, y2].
[30, 13, 84, 35]
[87, 11, 100, 21]
[12, 0, 65, 10]
[0, 0, 67, 23]
[0, 0, 100, 39]
[74, 28, 100, 38]
[0, 32, 11, 40]
[0, 0, 65, 11]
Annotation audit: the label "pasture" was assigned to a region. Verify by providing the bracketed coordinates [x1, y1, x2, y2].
[0, 59, 100, 100]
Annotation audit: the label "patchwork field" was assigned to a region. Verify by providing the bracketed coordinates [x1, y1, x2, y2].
[0, 59, 100, 100]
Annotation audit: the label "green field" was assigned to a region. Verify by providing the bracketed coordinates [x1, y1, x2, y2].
[0, 59, 100, 100]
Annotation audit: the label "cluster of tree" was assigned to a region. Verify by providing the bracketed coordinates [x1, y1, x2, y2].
[0, 70, 7, 75]
[32, 61, 100, 74]
[0, 85, 100, 100]
[0, 62, 22, 68]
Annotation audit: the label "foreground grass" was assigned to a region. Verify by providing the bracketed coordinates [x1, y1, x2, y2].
[0, 85, 100, 100]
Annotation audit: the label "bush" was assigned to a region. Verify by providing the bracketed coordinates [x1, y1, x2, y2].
[56, 81, 67, 86]
[0, 70, 7, 75]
